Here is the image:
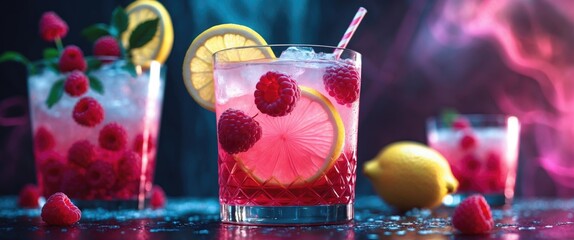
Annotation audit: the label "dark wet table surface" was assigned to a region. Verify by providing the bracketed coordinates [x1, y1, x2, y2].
[1, 196, 574, 239]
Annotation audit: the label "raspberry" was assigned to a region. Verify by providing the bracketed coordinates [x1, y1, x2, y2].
[217, 109, 262, 154]
[452, 117, 470, 130]
[118, 151, 142, 182]
[150, 185, 166, 209]
[323, 62, 360, 105]
[73, 97, 104, 127]
[64, 70, 89, 97]
[34, 126, 56, 152]
[67, 140, 95, 168]
[254, 71, 300, 117]
[86, 160, 116, 189]
[18, 184, 40, 208]
[41, 192, 81, 226]
[485, 151, 502, 173]
[39, 151, 65, 186]
[39, 11, 68, 42]
[93, 36, 121, 62]
[460, 154, 481, 175]
[452, 194, 494, 234]
[459, 134, 477, 150]
[60, 167, 89, 199]
[134, 133, 155, 155]
[98, 122, 128, 151]
[59, 45, 87, 73]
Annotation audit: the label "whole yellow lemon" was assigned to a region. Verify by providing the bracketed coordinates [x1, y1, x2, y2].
[363, 141, 458, 211]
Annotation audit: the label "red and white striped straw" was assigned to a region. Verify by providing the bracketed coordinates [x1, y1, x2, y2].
[334, 7, 367, 58]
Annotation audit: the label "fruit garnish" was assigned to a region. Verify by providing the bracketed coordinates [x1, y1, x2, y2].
[18, 184, 40, 208]
[98, 122, 128, 151]
[182, 23, 274, 111]
[59, 45, 87, 73]
[460, 154, 481, 175]
[118, 151, 142, 182]
[34, 126, 56, 152]
[459, 133, 477, 150]
[217, 108, 262, 154]
[72, 97, 105, 127]
[67, 140, 96, 168]
[254, 71, 301, 117]
[363, 141, 459, 211]
[86, 160, 116, 189]
[150, 185, 167, 209]
[39, 11, 68, 42]
[64, 70, 89, 97]
[93, 35, 121, 61]
[123, 0, 174, 67]
[323, 61, 360, 105]
[452, 194, 494, 234]
[235, 86, 344, 186]
[41, 192, 81, 226]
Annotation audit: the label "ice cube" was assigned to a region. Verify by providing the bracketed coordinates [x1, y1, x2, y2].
[315, 52, 336, 60]
[279, 46, 316, 60]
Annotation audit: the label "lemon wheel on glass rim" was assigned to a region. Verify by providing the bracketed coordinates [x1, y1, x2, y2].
[182, 24, 275, 111]
[123, 0, 174, 66]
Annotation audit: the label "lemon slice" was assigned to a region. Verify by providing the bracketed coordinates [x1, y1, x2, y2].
[236, 86, 345, 186]
[182, 24, 274, 111]
[124, 0, 174, 66]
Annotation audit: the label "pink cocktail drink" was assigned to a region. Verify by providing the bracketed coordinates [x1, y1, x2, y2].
[427, 115, 520, 206]
[213, 45, 361, 225]
[29, 60, 165, 209]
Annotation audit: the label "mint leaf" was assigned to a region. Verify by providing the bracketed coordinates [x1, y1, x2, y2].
[128, 18, 159, 49]
[123, 61, 137, 77]
[43, 48, 59, 60]
[89, 75, 104, 95]
[440, 108, 459, 127]
[112, 7, 129, 37]
[0, 51, 31, 65]
[82, 24, 111, 42]
[46, 79, 65, 108]
[86, 57, 102, 72]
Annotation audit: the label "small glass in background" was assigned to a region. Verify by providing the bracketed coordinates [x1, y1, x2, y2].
[426, 114, 520, 206]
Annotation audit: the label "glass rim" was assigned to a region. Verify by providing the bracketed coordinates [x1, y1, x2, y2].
[212, 44, 361, 58]
[427, 114, 517, 121]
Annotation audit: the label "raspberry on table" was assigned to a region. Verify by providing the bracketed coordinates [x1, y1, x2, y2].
[41, 192, 81, 226]
[98, 122, 128, 151]
[323, 62, 360, 105]
[86, 160, 117, 189]
[64, 70, 89, 97]
[34, 126, 56, 152]
[73, 97, 104, 127]
[59, 45, 87, 73]
[150, 185, 166, 209]
[67, 140, 96, 168]
[93, 36, 121, 62]
[254, 71, 300, 117]
[38, 11, 68, 42]
[452, 194, 494, 234]
[18, 184, 40, 208]
[118, 151, 142, 182]
[217, 108, 262, 154]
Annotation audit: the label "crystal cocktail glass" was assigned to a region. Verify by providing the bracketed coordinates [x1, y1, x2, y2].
[213, 45, 361, 225]
[426, 114, 520, 206]
[28, 59, 165, 209]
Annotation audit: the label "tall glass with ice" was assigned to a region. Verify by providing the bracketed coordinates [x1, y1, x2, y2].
[426, 114, 520, 206]
[213, 45, 361, 225]
[28, 59, 165, 209]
